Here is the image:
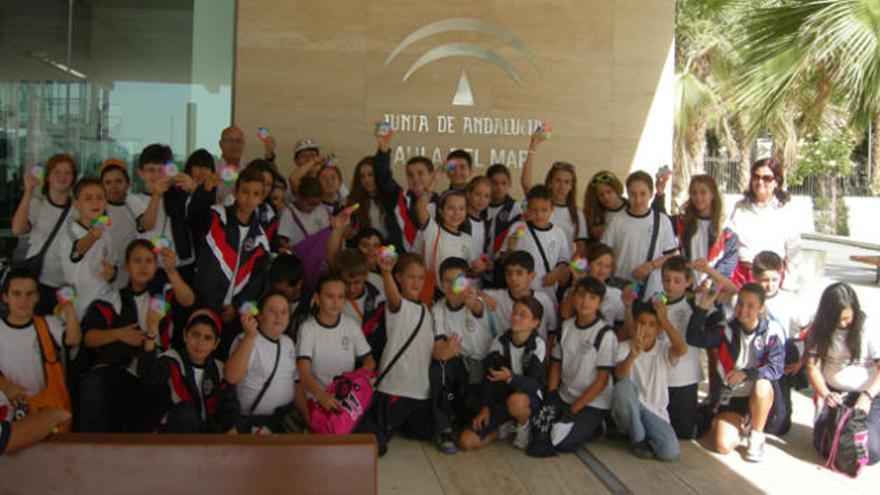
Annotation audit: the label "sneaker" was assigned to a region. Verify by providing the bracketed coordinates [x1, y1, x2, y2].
[513, 421, 531, 450]
[436, 429, 459, 455]
[497, 420, 517, 440]
[631, 440, 656, 459]
[745, 431, 765, 463]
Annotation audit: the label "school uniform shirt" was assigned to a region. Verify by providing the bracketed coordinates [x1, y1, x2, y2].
[602, 286, 626, 326]
[296, 314, 371, 395]
[230, 332, 298, 416]
[129, 192, 195, 267]
[602, 202, 628, 229]
[106, 198, 139, 289]
[764, 290, 812, 338]
[342, 281, 384, 325]
[483, 289, 557, 342]
[601, 209, 677, 300]
[486, 331, 546, 382]
[420, 217, 475, 288]
[0, 316, 65, 396]
[378, 298, 435, 400]
[58, 220, 118, 317]
[502, 221, 570, 299]
[432, 298, 492, 360]
[550, 205, 587, 249]
[366, 198, 389, 240]
[552, 317, 617, 408]
[809, 328, 880, 393]
[467, 215, 489, 287]
[24, 195, 71, 287]
[367, 272, 385, 297]
[615, 339, 678, 422]
[277, 203, 330, 248]
[659, 295, 703, 388]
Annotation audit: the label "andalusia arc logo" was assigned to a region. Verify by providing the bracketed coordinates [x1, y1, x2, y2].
[384, 18, 542, 106]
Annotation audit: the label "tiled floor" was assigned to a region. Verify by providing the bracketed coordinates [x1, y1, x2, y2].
[378, 392, 877, 494]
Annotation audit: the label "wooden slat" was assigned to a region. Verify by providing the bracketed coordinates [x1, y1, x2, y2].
[0, 433, 377, 495]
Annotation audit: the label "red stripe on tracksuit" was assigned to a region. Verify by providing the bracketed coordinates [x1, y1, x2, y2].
[208, 214, 238, 275]
[395, 191, 417, 250]
[169, 363, 193, 404]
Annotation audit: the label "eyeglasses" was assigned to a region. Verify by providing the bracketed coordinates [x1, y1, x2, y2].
[752, 174, 775, 184]
[591, 171, 617, 186]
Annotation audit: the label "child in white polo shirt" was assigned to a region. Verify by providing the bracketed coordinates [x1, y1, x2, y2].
[369, 253, 436, 456]
[58, 177, 118, 317]
[547, 277, 618, 452]
[430, 257, 492, 454]
[601, 171, 677, 301]
[612, 303, 687, 460]
[296, 274, 374, 420]
[481, 250, 557, 344]
[502, 185, 570, 301]
[225, 291, 304, 433]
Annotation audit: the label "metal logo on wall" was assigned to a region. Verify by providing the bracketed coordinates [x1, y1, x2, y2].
[385, 18, 541, 106]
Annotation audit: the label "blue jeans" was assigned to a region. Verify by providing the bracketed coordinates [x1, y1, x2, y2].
[611, 379, 680, 461]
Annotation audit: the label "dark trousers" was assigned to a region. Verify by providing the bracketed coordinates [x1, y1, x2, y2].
[429, 358, 471, 433]
[79, 366, 155, 432]
[548, 393, 606, 452]
[163, 403, 204, 433]
[667, 383, 699, 439]
[368, 392, 433, 456]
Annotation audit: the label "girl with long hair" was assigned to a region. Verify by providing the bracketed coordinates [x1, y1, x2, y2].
[805, 283, 880, 465]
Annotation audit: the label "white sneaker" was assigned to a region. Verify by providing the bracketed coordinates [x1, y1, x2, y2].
[739, 426, 751, 448]
[497, 420, 517, 440]
[745, 431, 765, 463]
[513, 421, 531, 450]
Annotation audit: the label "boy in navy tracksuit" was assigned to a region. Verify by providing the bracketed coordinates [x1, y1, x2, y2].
[194, 167, 271, 359]
[687, 283, 786, 462]
[372, 130, 435, 253]
[138, 309, 239, 433]
[485, 164, 523, 288]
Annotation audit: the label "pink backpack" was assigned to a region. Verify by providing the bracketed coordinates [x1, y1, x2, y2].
[309, 368, 374, 435]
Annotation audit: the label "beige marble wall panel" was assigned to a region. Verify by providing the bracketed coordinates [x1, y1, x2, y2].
[235, 0, 672, 199]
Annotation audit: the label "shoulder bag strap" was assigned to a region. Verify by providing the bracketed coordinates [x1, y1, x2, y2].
[527, 224, 552, 274]
[645, 209, 662, 263]
[375, 305, 426, 387]
[36, 202, 72, 259]
[248, 338, 282, 414]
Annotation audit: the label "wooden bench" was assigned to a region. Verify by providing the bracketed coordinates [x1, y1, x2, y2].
[0, 433, 377, 495]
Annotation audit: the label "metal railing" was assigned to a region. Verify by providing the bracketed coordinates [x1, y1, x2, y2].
[702, 155, 874, 197]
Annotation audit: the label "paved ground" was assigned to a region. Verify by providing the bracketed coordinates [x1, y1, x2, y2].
[378, 238, 880, 494]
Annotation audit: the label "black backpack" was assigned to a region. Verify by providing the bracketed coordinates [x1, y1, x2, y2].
[815, 405, 870, 477]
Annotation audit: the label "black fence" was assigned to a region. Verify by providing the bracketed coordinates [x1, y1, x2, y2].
[703, 156, 874, 197]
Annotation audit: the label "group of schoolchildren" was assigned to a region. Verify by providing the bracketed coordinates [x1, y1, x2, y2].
[1, 126, 878, 470]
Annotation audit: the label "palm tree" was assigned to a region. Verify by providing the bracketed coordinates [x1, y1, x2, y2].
[733, 0, 880, 176]
[673, 0, 745, 210]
